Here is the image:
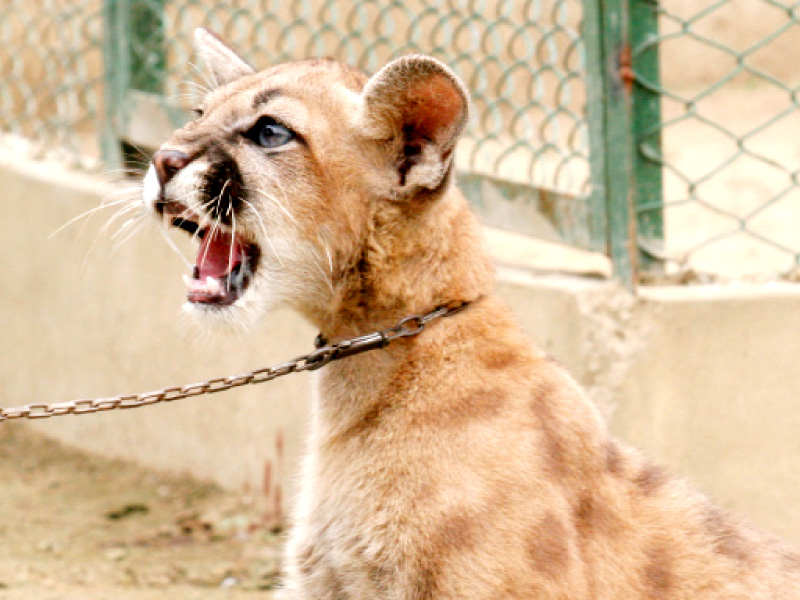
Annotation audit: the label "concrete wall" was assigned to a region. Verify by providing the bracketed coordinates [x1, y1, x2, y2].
[2, 154, 800, 546]
[613, 285, 800, 544]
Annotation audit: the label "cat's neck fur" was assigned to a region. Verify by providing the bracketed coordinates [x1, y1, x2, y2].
[312, 184, 494, 343]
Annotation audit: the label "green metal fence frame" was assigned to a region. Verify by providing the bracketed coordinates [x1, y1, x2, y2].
[103, 0, 172, 167]
[101, 0, 668, 288]
[583, 0, 664, 287]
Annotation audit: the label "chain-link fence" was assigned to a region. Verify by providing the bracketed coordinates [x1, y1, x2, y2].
[0, 0, 105, 165]
[1, 0, 799, 284]
[160, 1, 589, 192]
[634, 0, 800, 282]
[2, 0, 594, 252]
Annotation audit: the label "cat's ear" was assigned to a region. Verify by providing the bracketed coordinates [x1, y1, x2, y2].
[361, 55, 469, 195]
[194, 28, 255, 88]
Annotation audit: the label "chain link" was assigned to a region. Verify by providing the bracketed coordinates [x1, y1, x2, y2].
[0, 303, 469, 423]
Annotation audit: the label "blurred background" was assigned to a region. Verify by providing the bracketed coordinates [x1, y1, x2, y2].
[0, 0, 799, 597]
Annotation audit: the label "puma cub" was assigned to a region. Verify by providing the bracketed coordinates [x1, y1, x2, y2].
[142, 28, 800, 599]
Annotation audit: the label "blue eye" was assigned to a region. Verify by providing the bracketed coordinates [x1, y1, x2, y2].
[248, 117, 294, 148]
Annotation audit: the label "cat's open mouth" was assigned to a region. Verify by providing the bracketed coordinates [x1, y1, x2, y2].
[171, 216, 260, 306]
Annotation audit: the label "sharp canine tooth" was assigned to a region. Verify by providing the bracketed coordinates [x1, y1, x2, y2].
[206, 276, 221, 294]
[182, 274, 193, 288]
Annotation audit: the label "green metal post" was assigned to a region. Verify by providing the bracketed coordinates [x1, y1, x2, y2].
[582, 0, 664, 287]
[129, 0, 167, 94]
[101, 0, 129, 167]
[584, 0, 636, 287]
[582, 0, 612, 258]
[101, 0, 167, 167]
[630, 0, 664, 275]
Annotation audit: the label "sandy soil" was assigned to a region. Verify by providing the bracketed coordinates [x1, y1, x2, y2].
[0, 424, 281, 599]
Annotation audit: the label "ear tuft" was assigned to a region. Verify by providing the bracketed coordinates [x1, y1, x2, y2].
[194, 28, 256, 88]
[362, 55, 469, 193]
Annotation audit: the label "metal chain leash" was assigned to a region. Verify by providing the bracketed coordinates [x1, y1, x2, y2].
[0, 303, 469, 422]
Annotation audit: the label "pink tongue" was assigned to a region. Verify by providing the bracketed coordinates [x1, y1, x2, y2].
[196, 230, 242, 279]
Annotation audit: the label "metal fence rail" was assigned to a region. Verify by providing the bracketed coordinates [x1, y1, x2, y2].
[1, 0, 799, 285]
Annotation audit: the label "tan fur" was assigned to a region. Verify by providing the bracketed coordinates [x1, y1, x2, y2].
[143, 29, 800, 599]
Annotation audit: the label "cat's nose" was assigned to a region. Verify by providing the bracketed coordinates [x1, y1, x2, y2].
[153, 149, 192, 186]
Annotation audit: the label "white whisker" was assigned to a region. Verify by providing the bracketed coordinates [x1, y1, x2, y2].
[240, 198, 270, 239]
[158, 226, 194, 270]
[118, 141, 152, 166]
[239, 197, 285, 269]
[264, 179, 298, 227]
[324, 244, 334, 276]
[49, 195, 135, 239]
[111, 216, 140, 240]
[111, 218, 146, 253]
[188, 62, 215, 95]
[199, 195, 225, 269]
[229, 209, 237, 272]
[263, 235, 285, 269]
[102, 201, 144, 236]
[183, 77, 211, 91]
[219, 179, 233, 216]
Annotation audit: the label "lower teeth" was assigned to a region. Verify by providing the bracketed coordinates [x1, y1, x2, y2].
[182, 258, 253, 299]
[182, 273, 226, 296]
[206, 276, 221, 295]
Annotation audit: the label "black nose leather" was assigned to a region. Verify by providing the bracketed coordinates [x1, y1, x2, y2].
[153, 149, 191, 186]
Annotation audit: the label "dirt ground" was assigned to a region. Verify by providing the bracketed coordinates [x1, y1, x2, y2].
[0, 424, 281, 599]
